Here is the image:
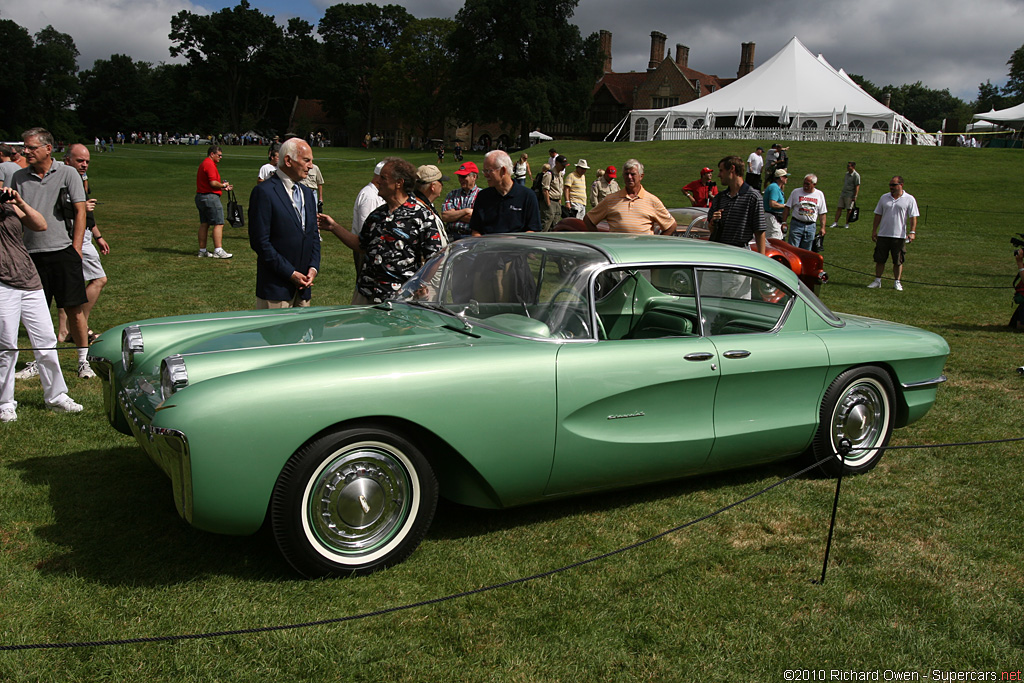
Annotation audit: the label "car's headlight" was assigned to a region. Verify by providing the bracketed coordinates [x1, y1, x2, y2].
[160, 355, 189, 399]
[121, 325, 144, 370]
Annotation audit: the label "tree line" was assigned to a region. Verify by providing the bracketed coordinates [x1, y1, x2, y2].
[0, 0, 602, 146]
[1, 0, 1021, 145]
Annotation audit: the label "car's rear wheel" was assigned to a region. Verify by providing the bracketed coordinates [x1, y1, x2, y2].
[271, 426, 438, 578]
[813, 367, 895, 477]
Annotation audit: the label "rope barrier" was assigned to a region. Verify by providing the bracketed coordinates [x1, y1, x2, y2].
[824, 260, 1008, 289]
[2, 345, 89, 352]
[1, 435, 1019, 652]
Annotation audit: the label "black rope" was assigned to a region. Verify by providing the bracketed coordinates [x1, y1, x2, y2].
[1, 345, 89, 352]
[1, 435, 1018, 653]
[850, 436, 1024, 451]
[824, 260, 1008, 289]
[0, 457, 828, 651]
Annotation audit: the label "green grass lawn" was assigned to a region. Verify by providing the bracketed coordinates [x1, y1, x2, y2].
[0, 140, 1021, 681]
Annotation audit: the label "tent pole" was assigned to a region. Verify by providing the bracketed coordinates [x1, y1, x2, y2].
[605, 114, 629, 142]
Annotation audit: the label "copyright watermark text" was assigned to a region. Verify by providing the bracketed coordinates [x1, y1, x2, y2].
[782, 670, 1021, 682]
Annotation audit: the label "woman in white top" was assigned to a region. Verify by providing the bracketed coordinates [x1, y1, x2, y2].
[513, 153, 531, 186]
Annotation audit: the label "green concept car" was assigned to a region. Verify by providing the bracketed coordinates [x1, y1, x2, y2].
[89, 233, 948, 577]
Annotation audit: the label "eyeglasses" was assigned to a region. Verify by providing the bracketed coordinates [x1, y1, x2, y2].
[23, 144, 48, 152]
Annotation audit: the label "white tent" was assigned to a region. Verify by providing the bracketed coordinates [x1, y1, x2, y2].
[966, 119, 1011, 133]
[623, 36, 934, 145]
[972, 102, 1024, 127]
[528, 130, 553, 142]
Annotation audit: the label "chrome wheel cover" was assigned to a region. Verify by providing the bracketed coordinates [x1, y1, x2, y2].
[301, 440, 419, 564]
[829, 378, 890, 466]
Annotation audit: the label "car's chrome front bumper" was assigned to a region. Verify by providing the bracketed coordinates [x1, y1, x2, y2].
[89, 354, 194, 523]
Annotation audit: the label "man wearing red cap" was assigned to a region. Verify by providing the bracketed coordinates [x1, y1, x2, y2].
[590, 166, 620, 207]
[682, 167, 719, 208]
[441, 161, 480, 241]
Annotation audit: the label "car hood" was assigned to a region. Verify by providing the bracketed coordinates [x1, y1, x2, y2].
[113, 304, 482, 388]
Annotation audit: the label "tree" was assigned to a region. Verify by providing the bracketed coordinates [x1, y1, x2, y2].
[849, 74, 967, 132]
[0, 19, 35, 138]
[1003, 43, 1024, 105]
[448, 0, 604, 145]
[975, 80, 1004, 113]
[318, 3, 413, 140]
[78, 55, 157, 134]
[30, 25, 81, 139]
[169, 0, 289, 131]
[372, 18, 457, 142]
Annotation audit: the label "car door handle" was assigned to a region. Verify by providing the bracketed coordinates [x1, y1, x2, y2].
[684, 352, 714, 361]
[722, 350, 751, 359]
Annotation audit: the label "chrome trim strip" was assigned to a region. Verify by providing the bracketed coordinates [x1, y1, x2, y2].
[901, 374, 947, 390]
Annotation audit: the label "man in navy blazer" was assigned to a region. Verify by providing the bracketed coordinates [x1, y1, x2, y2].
[248, 137, 321, 307]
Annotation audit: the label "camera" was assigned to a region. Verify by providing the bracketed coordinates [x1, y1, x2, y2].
[1011, 233, 1024, 255]
[0, 188, 14, 203]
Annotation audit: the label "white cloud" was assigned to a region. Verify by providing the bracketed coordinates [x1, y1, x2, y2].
[2, 0, 208, 68]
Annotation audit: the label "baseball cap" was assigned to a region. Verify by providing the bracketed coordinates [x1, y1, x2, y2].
[701, 167, 713, 174]
[416, 164, 448, 184]
[455, 161, 479, 176]
[373, 160, 386, 176]
[605, 166, 617, 178]
[774, 169, 790, 178]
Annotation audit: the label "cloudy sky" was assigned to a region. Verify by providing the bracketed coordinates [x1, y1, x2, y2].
[3, 0, 1021, 100]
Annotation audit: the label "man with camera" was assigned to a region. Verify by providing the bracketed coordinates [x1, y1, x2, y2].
[8, 128, 95, 379]
[868, 175, 919, 291]
[1010, 247, 1024, 330]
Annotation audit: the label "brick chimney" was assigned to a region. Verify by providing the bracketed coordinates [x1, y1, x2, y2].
[737, 42, 756, 77]
[648, 31, 667, 70]
[600, 30, 612, 73]
[675, 44, 689, 70]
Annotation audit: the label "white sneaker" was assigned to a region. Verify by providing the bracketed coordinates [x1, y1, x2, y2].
[14, 361, 39, 379]
[828, 222, 838, 228]
[867, 279, 882, 289]
[0, 406, 16, 423]
[48, 394, 83, 414]
[211, 248, 233, 259]
[841, 224, 850, 229]
[198, 249, 211, 258]
[894, 280, 903, 291]
[78, 361, 97, 379]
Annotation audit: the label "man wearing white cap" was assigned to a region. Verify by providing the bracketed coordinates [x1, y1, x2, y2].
[563, 159, 589, 219]
[350, 160, 386, 279]
[353, 160, 386, 237]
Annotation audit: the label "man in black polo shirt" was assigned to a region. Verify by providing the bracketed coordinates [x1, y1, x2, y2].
[469, 150, 541, 235]
[707, 155, 766, 254]
[704, 155, 767, 299]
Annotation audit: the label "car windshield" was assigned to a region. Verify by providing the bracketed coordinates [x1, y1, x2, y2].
[394, 236, 610, 339]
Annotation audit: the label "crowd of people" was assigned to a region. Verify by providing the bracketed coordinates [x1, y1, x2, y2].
[1, 129, 929, 424]
[194, 139, 925, 307]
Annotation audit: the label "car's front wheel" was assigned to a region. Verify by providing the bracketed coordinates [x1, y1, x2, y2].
[813, 367, 895, 477]
[271, 426, 438, 578]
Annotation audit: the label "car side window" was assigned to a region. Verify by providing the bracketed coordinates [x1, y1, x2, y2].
[596, 266, 699, 340]
[695, 269, 792, 335]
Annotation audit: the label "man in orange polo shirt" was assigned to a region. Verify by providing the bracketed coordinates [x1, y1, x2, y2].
[583, 159, 675, 235]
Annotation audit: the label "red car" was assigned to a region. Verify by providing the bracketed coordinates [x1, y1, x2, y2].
[558, 208, 828, 294]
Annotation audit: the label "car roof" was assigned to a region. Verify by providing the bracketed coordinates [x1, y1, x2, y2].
[509, 232, 800, 285]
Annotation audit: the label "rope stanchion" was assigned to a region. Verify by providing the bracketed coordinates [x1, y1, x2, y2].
[1, 436, 1020, 652]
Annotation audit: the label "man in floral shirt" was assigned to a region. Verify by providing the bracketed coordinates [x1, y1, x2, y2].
[318, 157, 443, 304]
